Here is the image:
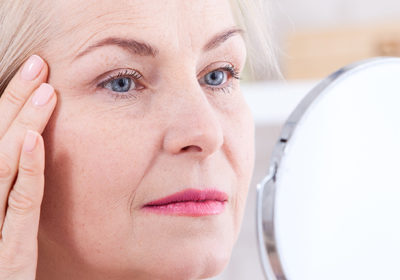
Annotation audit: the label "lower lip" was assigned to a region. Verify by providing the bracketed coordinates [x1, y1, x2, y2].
[142, 200, 226, 216]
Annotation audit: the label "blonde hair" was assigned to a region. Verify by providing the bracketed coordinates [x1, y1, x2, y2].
[229, 0, 280, 80]
[0, 1, 52, 93]
[0, 0, 279, 94]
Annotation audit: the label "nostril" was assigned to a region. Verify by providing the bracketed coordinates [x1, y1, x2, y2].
[181, 145, 202, 152]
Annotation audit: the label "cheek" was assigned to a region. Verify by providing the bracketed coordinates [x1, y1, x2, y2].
[39, 102, 158, 261]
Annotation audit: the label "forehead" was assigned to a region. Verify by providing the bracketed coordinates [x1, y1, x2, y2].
[49, 0, 237, 58]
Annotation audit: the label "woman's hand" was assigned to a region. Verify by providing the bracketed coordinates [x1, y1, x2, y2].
[0, 55, 56, 279]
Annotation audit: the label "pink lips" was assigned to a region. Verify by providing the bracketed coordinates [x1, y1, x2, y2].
[142, 188, 228, 216]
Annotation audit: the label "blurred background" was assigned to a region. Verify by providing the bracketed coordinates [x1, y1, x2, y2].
[210, 0, 400, 279]
[273, 0, 400, 80]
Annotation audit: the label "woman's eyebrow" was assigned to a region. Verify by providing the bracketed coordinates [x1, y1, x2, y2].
[74, 37, 158, 60]
[203, 27, 244, 51]
[73, 26, 244, 61]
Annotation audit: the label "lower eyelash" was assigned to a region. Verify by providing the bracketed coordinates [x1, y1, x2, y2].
[210, 87, 230, 94]
[109, 91, 140, 101]
[97, 70, 144, 100]
[206, 65, 240, 94]
[209, 83, 234, 95]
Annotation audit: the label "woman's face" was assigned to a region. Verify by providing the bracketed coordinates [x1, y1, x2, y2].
[38, 0, 254, 279]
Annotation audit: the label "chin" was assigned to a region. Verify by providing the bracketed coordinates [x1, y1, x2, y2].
[197, 249, 232, 279]
[121, 206, 239, 280]
[133, 229, 235, 280]
[148, 246, 232, 280]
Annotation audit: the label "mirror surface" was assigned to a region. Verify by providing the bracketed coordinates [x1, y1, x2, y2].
[257, 57, 400, 280]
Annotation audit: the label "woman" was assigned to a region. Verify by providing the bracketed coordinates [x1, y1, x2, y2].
[0, 0, 276, 279]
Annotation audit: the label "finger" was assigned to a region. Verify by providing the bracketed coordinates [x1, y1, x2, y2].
[1, 130, 44, 250]
[0, 83, 56, 228]
[0, 55, 48, 138]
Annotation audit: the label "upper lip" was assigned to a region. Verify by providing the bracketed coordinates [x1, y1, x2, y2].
[143, 188, 228, 207]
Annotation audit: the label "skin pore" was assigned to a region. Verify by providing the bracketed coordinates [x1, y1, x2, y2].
[36, 1, 254, 279]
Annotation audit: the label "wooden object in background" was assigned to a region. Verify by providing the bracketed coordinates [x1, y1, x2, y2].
[284, 22, 400, 79]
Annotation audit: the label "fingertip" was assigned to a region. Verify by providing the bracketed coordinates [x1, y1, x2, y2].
[19, 54, 49, 83]
[20, 55, 44, 81]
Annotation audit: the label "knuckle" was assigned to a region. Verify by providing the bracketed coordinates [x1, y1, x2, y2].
[19, 162, 40, 177]
[0, 152, 12, 179]
[3, 88, 25, 108]
[15, 118, 36, 131]
[8, 188, 36, 214]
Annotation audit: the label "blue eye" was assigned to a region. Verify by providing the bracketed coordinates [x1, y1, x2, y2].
[99, 69, 143, 96]
[107, 77, 133, 92]
[204, 70, 227, 86]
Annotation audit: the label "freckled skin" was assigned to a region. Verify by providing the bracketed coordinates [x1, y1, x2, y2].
[36, 1, 254, 280]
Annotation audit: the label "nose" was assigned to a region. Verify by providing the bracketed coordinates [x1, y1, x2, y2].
[162, 84, 224, 159]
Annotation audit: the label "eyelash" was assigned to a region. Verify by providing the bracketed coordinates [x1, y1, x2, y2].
[208, 65, 241, 94]
[98, 69, 143, 100]
[97, 65, 241, 100]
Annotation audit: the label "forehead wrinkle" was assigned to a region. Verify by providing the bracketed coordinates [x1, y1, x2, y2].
[62, 21, 151, 64]
[48, 0, 239, 64]
[51, 1, 149, 58]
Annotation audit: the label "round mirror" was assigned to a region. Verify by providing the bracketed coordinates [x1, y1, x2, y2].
[256, 57, 400, 280]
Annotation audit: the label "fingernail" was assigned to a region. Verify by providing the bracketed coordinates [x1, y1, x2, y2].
[23, 130, 38, 152]
[21, 55, 44, 81]
[31, 83, 54, 106]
